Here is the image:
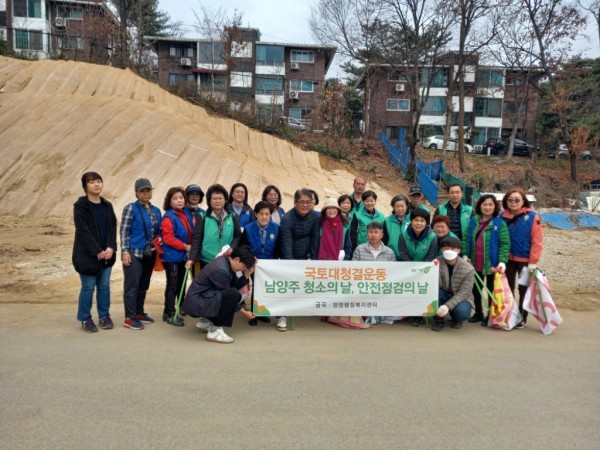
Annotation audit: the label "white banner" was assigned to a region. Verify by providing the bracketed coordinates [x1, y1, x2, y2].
[254, 260, 439, 316]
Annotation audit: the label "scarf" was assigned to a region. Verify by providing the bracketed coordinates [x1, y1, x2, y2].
[318, 214, 344, 260]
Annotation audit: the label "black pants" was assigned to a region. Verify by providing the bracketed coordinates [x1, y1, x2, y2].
[473, 272, 495, 318]
[208, 288, 240, 328]
[505, 260, 529, 321]
[163, 261, 187, 316]
[123, 254, 154, 319]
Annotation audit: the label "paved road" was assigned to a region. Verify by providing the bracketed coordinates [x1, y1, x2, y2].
[1, 304, 598, 449]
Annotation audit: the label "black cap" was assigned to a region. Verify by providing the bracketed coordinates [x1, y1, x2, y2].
[409, 186, 422, 196]
[134, 178, 152, 191]
[185, 184, 204, 196]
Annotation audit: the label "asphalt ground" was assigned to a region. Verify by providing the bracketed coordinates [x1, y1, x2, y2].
[1, 304, 598, 449]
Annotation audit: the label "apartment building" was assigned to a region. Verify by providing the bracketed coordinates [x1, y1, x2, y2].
[360, 55, 542, 149]
[147, 28, 336, 130]
[1, 0, 117, 64]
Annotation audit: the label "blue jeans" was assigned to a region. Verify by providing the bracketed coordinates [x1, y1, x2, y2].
[77, 266, 112, 321]
[437, 288, 472, 323]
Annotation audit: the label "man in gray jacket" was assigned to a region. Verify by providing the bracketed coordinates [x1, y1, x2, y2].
[351, 222, 396, 262]
[433, 237, 475, 331]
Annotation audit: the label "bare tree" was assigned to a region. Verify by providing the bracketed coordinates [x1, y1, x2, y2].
[577, 0, 600, 45]
[441, 0, 499, 170]
[517, 0, 587, 181]
[310, 0, 385, 138]
[379, 0, 453, 176]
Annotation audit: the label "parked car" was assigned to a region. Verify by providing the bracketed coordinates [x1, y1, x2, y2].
[422, 135, 474, 153]
[280, 116, 306, 132]
[555, 144, 592, 160]
[485, 137, 539, 157]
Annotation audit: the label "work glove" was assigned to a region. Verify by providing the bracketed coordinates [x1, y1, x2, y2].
[528, 263, 537, 272]
[497, 262, 506, 273]
[436, 305, 449, 317]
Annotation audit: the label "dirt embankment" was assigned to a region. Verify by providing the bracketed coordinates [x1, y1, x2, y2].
[1, 217, 598, 312]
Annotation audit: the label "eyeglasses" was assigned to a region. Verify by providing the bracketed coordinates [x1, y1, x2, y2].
[507, 197, 522, 203]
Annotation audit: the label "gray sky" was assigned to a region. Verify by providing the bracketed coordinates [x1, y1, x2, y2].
[160, 0, 599, 79]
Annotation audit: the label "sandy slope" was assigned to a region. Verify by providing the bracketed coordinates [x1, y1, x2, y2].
[0, 56, 391, 217]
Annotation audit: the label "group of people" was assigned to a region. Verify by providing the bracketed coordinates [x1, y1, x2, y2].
[72, 173, 543, 343]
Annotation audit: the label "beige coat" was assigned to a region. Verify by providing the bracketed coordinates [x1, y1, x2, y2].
[438, 257, 475, 311]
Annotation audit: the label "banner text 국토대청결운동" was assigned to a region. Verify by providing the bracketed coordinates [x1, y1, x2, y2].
[253, 260, 439, 317]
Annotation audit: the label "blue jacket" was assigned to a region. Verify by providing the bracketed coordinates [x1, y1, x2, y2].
[129, 201, 161, 249]
[161, 209, 191, 263]
[241, 220, 280, 259]
[465, 216, 506, 269]
[230, 204, 255, 229]
[502, 210, 537, 259]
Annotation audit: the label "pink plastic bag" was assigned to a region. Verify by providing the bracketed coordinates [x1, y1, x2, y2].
[488, 273, 522, 331]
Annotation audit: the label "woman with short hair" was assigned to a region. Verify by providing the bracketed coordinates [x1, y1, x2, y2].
[462, 194, 510, 324]
[160, 187, 193, 326]
[383, 195, 410, 260]
[500, 188, 543, 329]
[431, 214, 458, 256]
[228, 182, 256, 229]
[73, 172, 117, 333]
[261, 185, 285, 225]
[350, 190, 385, 252]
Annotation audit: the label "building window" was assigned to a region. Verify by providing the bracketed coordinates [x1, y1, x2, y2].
[385, 126, 399, 140]
[421, 67, 449, 87]
[14, 0, 42, 18]
[388, 70, 409, 82]
[68, 8, 83, 19]
[289, 108, 312, 120]
[168, 73, 194, 85]
[198, 42, 225, 64]
[58, 36, 83, 50]
[256, 45, 284, 66]
[386, 98, 410, 111]
[478, 69, 504, 87]
[169, 44, 193, 58]
[291, 50, 314, 63]
[198, 73, 227, 90]
[256, 75, 284, 95]
[15, 29, 43, 50]
[290, 80, 313, 93]
[503, 101, 526, 115]
[475, 98, 502, 117]
[422, 96, 446, 115]
[257, 104, 283, 123]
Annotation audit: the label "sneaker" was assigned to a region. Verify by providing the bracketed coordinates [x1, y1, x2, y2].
[206, 327, 234, 344]
[276, 317, 287, 332]
[167, 315, 184, 327]
[431, 321, 444, 332]
[81, 317, 98, 333]
[450, 320, 463, 329]
[514, 320, 527, 329]
[248, 318, 258, 326]
[123, 318, 144, 330]
[99, 316, 114, 330]
[195, 318, 213, 333]
[410, 317, 423, 327]
[136, 313, 154, 324]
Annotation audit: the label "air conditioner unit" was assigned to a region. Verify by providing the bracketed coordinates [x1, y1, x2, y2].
[290, 62, 300, 71]
[180, 58, 192, 66]
[289, 90, 299, 100]
[55, 17, 67, 27]
[477, 88, 487, 95]
[395, 83, 405, 92]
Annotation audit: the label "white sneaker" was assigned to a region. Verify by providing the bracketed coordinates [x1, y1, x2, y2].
[206, 327, 234, 344]
[276, 317, 287, 332]
[195, 318, 213, 333]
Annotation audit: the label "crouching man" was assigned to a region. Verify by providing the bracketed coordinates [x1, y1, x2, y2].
[433, 237, 475, 332]
[183, 246, 256, 343]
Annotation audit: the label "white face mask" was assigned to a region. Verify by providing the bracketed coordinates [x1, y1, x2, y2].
[443, 250, 459, 260]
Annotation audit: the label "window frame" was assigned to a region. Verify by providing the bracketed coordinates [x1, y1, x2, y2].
[290, 50, 314, 63]
[386, 98, 410, 112]
[289, 79, 314, 93]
